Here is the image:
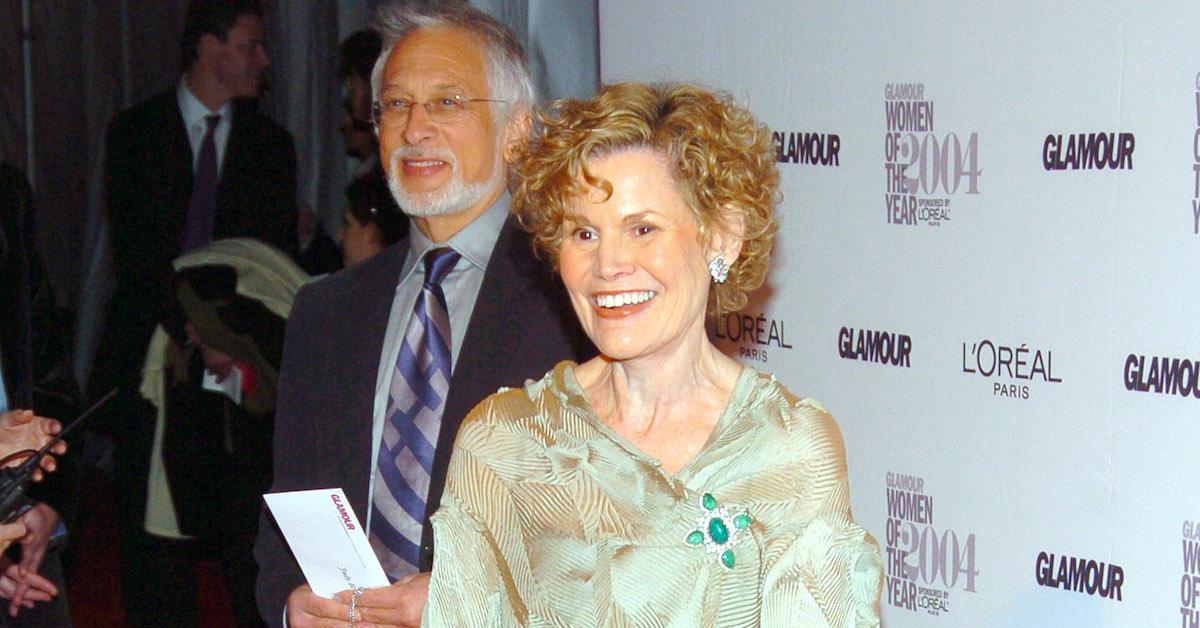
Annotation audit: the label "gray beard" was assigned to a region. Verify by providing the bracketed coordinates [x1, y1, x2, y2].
[386, 147, 504, 218]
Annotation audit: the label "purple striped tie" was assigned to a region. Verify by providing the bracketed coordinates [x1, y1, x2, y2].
[181, 114, 220, 253]
[370, 247, 461, 578]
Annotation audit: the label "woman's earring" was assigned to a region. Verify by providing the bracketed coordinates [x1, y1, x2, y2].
[708, 256, 730, 284]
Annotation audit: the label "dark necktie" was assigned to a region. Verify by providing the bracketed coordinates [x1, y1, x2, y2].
[181, 114, 220, 253]
[370, 247, 461, 578]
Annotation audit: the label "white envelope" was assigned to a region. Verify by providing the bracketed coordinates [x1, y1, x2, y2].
[263, 488, 391, 597]
[201, 366, 242, 405]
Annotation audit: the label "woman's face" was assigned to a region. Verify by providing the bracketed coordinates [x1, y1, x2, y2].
[558, 149, 714, 362]
[340, 210, 383, 267]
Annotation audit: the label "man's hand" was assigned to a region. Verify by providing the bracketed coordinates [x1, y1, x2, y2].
[0, 410, 64, 481]
[287, 572, 429, 627]
[336, 573, 429, 628]
[0, 557, 57, 616]
[286, 584, 348, 627]
[6, 503, 59, 614]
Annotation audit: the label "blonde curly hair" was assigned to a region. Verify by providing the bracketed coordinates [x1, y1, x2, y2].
[513, 82, 780, 315]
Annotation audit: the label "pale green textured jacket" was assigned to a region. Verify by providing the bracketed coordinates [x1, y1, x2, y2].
[424, 362, 882, 627]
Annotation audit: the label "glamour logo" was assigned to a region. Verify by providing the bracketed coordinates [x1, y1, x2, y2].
[883, 82, 981, 228]
[884, 472, 977, 617]
[331, 493, 356, 530]
[838, 327, 912, 367]
[1124, 354, 1200, 399]
[962, 340, 1062, 399]
[772, 131, 841, 166]
[1041, 133, 1134, 170]
[1034, 552, 1124, 601]
[1182, 521, 1200, 625]
[711, 313, 793, 364]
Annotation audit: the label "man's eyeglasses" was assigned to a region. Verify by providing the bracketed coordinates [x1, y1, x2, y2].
[371, 94, 508, 128]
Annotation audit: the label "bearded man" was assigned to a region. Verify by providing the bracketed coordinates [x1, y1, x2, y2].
[253, 2, 591, 626]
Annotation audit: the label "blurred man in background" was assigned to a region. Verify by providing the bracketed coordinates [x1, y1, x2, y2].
[93, 1, 297, 625]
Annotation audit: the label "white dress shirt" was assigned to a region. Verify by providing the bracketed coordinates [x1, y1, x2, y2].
[176, 77, 233, 174]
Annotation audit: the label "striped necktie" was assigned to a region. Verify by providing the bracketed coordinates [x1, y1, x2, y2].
[370, 246, 461, 578]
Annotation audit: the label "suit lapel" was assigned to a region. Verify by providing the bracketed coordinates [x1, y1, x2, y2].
[162, 96, 194, 253]
[166, 97, 194, 197]
[442, 217, 535, 435]
[214, 103, 247, 236]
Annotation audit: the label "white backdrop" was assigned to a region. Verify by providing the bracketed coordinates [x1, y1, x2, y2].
[599, 2, 1200, 626]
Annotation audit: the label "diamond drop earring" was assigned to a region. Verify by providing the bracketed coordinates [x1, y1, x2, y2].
[708, 256, 729, 284]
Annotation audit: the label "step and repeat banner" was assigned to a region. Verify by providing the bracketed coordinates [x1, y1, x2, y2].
[599, 2, 1199, 626]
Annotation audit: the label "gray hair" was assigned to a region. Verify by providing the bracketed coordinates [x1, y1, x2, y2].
[369, 0, 536, 122]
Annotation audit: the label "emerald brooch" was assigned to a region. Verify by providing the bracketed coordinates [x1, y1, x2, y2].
[685, 493, 752, 569]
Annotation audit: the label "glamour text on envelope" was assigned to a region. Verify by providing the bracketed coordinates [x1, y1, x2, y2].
[263, 488, 390, 597]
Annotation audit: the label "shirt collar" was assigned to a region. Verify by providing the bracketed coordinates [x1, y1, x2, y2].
[403, 191, 510, 280]
[177, 76, 232, 131]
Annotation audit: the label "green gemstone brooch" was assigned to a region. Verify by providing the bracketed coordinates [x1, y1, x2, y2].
[685, 492, 752, 569]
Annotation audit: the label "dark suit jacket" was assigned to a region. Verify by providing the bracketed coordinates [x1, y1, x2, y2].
[253, 217, 593, 625]
[93, 90, 298, 405]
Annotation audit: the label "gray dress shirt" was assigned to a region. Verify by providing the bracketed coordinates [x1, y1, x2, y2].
[364, 194, 510, 530]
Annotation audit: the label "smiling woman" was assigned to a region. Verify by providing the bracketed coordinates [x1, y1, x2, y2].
[422, 82, 884, 627]
[516, 82, 779, 317]
[554, 150, 718, 362]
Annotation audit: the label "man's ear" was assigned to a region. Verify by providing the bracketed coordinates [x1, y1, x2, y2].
[708, 206, 746, 266]
[502, 104, 534, 164]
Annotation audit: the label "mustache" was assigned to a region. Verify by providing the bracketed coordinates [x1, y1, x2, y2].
[388, 146, 457, 166]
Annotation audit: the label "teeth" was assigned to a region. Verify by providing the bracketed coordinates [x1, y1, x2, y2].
[407, 160, 443, 167]
[595, 291, 655, 308]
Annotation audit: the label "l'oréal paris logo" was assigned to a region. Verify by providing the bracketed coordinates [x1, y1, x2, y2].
[884, 82, 981, 227]
[711, 312, 793, 364]
[962, 339, 1062, 399]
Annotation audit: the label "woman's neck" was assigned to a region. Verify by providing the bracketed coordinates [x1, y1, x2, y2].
[579, 329, 742, 440]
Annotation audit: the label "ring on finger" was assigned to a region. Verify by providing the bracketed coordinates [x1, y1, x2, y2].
[348, 586, 364, 627]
